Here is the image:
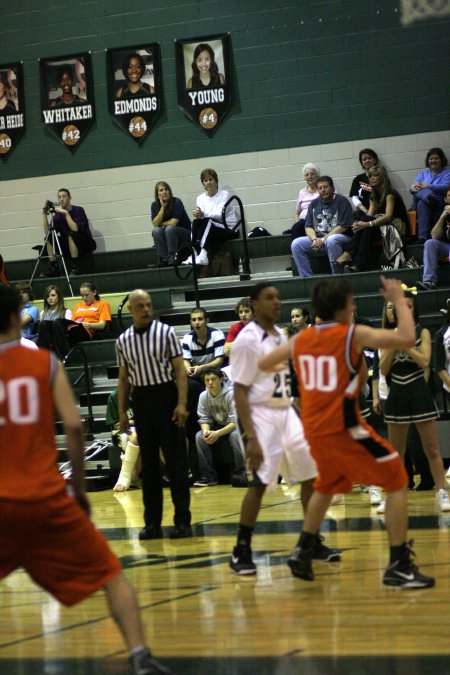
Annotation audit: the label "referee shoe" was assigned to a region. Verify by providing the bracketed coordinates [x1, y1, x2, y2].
[230, 544, 257, 575]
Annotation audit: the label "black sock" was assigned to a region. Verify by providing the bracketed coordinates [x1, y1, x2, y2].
[237, 524, 253, 547]
[390, 542, 408, 564]
[297, 531, 316, 548]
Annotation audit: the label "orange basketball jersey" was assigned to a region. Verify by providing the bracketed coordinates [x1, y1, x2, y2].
[292, 323, 362, 437]
[0, 343, 66, 500]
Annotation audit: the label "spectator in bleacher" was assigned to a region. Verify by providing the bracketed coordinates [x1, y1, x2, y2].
[410, 147, 450, 243]
[105, 388, 142, 492]
[49, 281, 111, 359]
[116, 289, 191, 540]
[284, 306, 311, 338]
[224, 297, 252, 357]
[37, 285, 72, 351]
[41, 188, 96, 277]
[184, 168, 238, 267]
[417, 186, 450, 290]
[182, 307, 225, 379]
[291, 176, 353, 277]
[339, 166, 408, 273]
[194, 368, 245, 487]
[150, 181, 191, 268]
[291, 163, 320, 239]
[349, 148, 379, 216]
[182, 306, 226, 479]
[16, 282, 39, 340]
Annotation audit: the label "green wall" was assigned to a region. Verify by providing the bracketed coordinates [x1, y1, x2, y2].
[1, 0, 449, 180]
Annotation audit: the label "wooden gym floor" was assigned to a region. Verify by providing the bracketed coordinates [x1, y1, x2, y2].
[1, 483, 450, 674]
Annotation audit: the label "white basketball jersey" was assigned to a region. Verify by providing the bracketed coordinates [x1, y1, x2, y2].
[230, 321, 292, 407]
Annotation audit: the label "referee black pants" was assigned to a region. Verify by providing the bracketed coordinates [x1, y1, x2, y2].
[132, 382, 191, 529]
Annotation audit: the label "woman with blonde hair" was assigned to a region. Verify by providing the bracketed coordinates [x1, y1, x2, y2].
[339, 166, 408, 272]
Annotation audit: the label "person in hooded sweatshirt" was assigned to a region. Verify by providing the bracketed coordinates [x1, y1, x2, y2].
[194, 367, 245, 487]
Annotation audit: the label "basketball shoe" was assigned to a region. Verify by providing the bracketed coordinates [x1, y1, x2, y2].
[229, 543, 257, 575]
[383, 543, 435, 589]
[129, 647, 174, 674]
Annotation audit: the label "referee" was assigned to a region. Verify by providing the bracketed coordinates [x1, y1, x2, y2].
[116, 289, 192, 539]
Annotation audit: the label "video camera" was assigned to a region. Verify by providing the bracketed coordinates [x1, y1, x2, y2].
[44, 200, 56, 215]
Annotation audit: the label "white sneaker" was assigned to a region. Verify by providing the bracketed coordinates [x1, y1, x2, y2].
[375, 500, 386, 514]
[331, 493, 345, 506]
[181, 255, 194, 265]
[195, 250, 209, 266]
[436, 489, 450, 512]
[369, 486, 382, 505]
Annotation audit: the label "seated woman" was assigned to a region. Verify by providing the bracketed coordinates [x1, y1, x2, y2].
[349, 148, 379, 216]
[411, 147, 450, 243]
[50, 281, 111, 359]
[339, 166, 408, 272]
[224, 297, 252, 357]
[291, 163, 320, 239]
[184, 168, 239, 266]
[16, 282, 39, 340]
[37, 285, 72, 351]
[150, 181, 191, 267]
[284, 305, 311, 338]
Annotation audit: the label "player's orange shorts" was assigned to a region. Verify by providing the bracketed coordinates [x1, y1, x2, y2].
[0, 488, 122, 606]
[307, 423, 408, 495]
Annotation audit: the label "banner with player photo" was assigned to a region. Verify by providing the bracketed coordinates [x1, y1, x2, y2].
[0, 62, 25, 160]
[175, 33, 232, 136]
[39, 53, 94, 152]
[107, 44, 161, 144]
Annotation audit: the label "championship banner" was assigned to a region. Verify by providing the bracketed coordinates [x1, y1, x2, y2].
[175, 33, 231, 136]
[107, 44, 161, 144]
[39, 53, 94, 152]
[0, 62, 25, 160]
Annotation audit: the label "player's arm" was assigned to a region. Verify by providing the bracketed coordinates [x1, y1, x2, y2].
[354, 277, 415, 352]
[234, 382, 263, 471]
[52, 361, 90, 514]
[258, 340, 292, 372]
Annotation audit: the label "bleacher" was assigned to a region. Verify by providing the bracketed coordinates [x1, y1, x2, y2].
[9, 235, 450, 486]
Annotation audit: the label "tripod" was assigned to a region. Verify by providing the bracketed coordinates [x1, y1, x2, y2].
[30, 213, 74, 296]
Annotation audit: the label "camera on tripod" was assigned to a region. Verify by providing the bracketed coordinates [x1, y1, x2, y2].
[44, 200, 56, 215]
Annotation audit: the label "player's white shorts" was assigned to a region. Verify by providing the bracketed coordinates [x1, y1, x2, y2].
[248, 405, 317, 489]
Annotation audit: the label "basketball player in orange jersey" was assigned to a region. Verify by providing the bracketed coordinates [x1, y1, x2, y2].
[259, 277, 435, 589]
[0, 285, 174, 675]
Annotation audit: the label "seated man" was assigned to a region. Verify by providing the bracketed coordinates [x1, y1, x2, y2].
[224, 297, 252, 358]
[417, 186, 450, 290]
[291, 176, 353, 277]
[194, 368, 246, 487]
[41, 188, 96, 276]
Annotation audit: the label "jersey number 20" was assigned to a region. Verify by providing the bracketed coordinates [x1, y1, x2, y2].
[0, 377, 39, 425]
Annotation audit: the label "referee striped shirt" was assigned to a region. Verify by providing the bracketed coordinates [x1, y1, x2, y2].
[116, 321, 182, 387]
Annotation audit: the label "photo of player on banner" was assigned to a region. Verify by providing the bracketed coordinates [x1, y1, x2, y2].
[0, 62, 25, 160]
[106, 44, 161, 145]
[175, 33, 232, 136]
[39, 53, 94, 153]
